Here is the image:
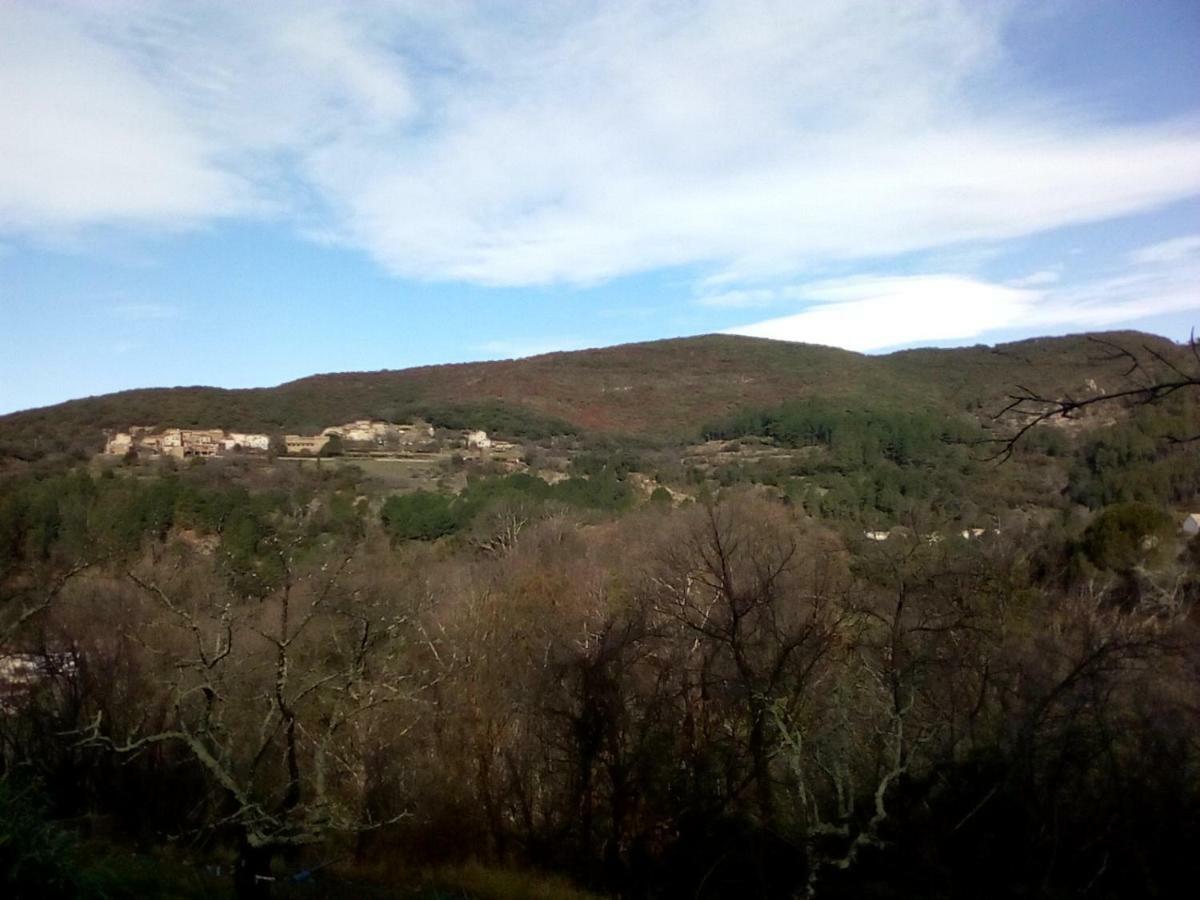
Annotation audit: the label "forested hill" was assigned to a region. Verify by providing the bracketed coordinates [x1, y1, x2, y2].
[0, 330, 1188, 459]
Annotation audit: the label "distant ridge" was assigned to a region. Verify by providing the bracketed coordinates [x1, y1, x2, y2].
[0, 330, 1187, 460]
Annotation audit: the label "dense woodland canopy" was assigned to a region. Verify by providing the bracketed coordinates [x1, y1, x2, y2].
[1, 332, 1199, 899]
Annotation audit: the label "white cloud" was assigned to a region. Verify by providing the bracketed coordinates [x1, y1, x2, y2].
[1, 1, 1199, 288]
[1009, 269, 1061, 287]
[1129, 234, 1200, 266]
[0, 3, 250, 231]
[725, 276, 1037, 351]
[1035, 263, 1200, 331]
[697, 287, 804, 309]
[474, 337, 589, 359]
[0, 0, 414, 234]
[725, 243, 1200, 351]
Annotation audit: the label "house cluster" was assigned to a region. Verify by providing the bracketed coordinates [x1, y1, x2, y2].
[863, 514, 1200, 546]
[103, 418, 507, 460]
[281, 419, 438, 456]
[322, 419, 434, 444]
[864, 527, 998, 543]
[105, 426, 265, 459]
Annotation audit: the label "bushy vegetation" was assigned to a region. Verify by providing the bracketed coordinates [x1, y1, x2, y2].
[380, 470, 634, 543]
[699, 400, 993, 524]
[704, 398, 977, 464]
[694, 392, 1200, 528]
[1079, 501, 1177, 571]
[0, 777, 105, 900]
[414, 401, 578, 440]
[2, 443, 1198, 899]
[1067, 399, 1200, 508]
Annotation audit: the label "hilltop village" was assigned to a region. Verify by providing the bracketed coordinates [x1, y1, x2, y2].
[103, 419, 509, 460]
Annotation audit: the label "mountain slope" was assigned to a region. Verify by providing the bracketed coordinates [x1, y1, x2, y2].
[0, 331, 1187, 459]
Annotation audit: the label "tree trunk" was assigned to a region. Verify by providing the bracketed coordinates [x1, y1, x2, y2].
[234, 837, 274, 900]
[749, 702, 775, 829]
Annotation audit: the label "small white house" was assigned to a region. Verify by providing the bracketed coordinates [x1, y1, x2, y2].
[1183, 513, 1200, 538]
[466, 430, 492, 450]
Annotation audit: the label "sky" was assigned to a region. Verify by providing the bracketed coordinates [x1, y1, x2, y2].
[1, 0, 1198, 414]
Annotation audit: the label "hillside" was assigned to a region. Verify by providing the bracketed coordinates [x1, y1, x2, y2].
[0, 330, 1189, 459]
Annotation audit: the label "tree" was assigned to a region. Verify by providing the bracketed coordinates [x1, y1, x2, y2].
[81, 544, 421, 898]
[992, 332, 1200, 460]
[651, 494, 846, 831]
[381, 491, 459, 542]
[1081, 502, 1176, 572]
[319, 434, 343, 458]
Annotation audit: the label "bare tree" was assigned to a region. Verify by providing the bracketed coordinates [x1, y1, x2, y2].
[81, 543, 423, 898]
[770, 540, 966, 898]
[651, 495, 847, 830]
[990, 331, 1200, 461]
[1, 561, 96, 650]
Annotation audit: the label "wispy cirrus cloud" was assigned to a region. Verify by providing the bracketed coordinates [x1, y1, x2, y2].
[1129, 234, 1200, 266]
[1008, 269, 1062, 288]
[2, 0, 1199, 292]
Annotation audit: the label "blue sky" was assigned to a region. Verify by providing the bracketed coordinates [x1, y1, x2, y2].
[1, 0, 1198, 414]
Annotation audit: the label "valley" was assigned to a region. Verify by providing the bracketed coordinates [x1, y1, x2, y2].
[1, 331, 1198, 900]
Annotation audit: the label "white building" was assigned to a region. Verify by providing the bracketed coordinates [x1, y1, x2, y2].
[1183, 513, 1200, 538]
[223, 433, 270, 451]
[466, 430, 492, 450]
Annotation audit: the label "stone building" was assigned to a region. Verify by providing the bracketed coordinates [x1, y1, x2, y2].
[182, 429, 224, 456]
[159, 429, 183, 456]
[323, 420, 394, 443]
[396, 420, 435, 444]
[104, 432, 133, 455]
[284, 434, 330, 455]
[222, 432, 270, 451]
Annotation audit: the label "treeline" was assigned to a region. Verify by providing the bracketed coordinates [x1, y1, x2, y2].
[381, 469, 638, 543]
[700, 400, 990, 524]
[697, 396, 1200, 525]
[2, 459, 1199, 898]
[1067, 397, 1200, 508]
[703, 398, 978, 466]
[0, 463, 368, 593]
